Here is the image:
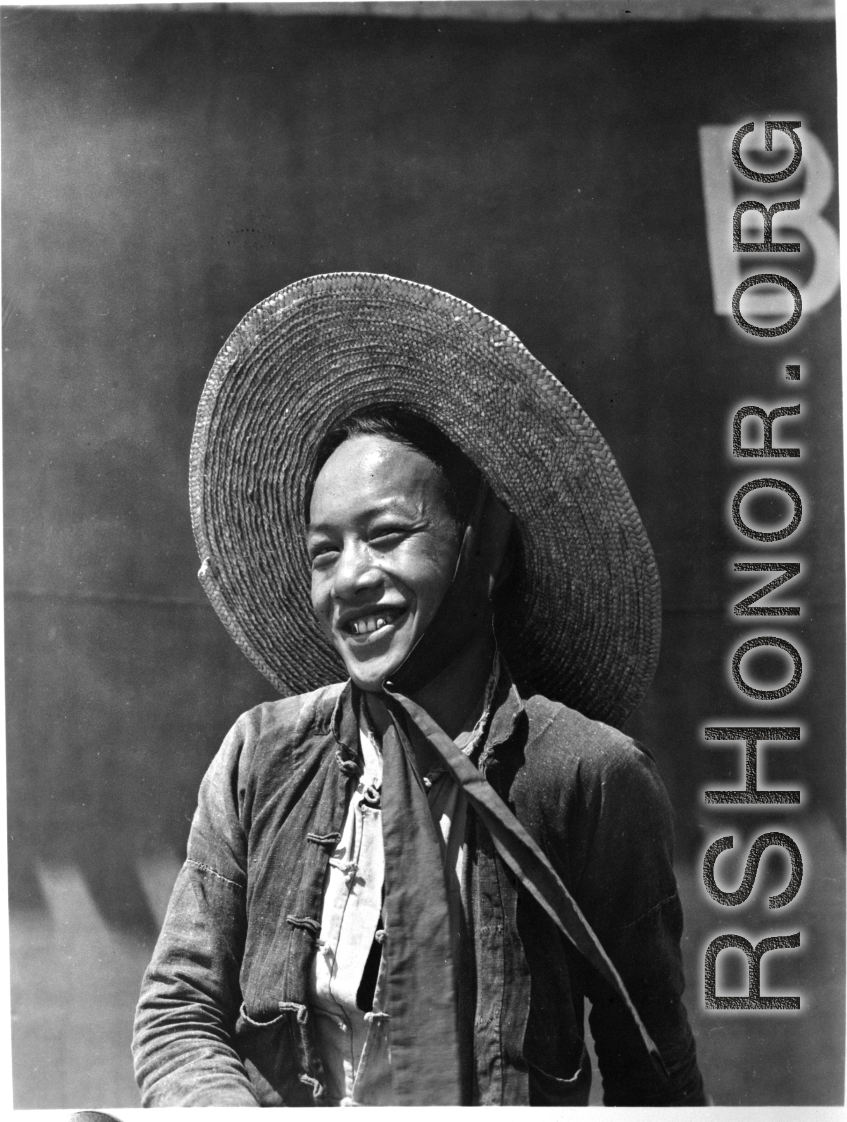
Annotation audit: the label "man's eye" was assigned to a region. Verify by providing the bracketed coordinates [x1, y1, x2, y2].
[309, 544, 338, 567]
[370, 526, 407, 546]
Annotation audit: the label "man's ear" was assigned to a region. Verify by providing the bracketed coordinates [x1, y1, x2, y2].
[477, 491, 515, 599]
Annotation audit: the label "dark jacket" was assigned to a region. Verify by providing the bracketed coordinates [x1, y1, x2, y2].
[132, 668, 705, 1106]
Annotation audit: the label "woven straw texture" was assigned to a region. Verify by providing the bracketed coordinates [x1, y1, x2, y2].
[190, 272, 661, 728]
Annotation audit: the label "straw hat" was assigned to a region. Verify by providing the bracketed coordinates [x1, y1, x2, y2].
[190, 272, 660, 727]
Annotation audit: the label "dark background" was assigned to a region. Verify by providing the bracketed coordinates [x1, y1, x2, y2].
[3, 3, 842, 1108]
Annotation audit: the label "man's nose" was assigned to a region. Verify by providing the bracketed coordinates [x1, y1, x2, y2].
[332, 541, 382, 600]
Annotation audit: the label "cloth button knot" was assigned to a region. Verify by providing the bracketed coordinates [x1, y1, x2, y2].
[361, 782, 381, 808]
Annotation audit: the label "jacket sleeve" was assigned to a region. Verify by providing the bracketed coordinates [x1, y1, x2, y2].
[567, 734, 707, 1106]
[132, 716, 260, 1107]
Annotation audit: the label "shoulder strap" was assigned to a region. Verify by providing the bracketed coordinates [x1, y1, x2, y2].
[382, 685, 668, 1083]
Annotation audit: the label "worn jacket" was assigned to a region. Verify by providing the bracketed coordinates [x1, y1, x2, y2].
[132, 668, 706, 1106]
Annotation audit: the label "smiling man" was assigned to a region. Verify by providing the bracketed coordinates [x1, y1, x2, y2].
[306, 412, 513, 739]
[307, 429, 466, 697]
[132, 272, 707, 1107]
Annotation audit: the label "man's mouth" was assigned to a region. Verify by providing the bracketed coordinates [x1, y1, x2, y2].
[342, 606, 406, 637]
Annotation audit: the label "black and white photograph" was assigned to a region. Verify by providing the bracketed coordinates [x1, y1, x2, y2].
[1, 0, 842, 1113]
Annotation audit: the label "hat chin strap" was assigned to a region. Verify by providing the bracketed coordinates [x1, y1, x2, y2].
[385, 480, 493, 697]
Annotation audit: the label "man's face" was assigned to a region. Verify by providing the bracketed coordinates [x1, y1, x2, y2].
[307, 434, 460, 692]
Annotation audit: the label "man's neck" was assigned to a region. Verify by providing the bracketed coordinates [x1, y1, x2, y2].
[407, 628, 496, 741]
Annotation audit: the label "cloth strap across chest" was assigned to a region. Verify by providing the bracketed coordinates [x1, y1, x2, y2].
[378, 685, 668, 1090]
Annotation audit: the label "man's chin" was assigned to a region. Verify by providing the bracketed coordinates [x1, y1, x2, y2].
[335, 632, 420, 693]
[344, 657, 400, 694]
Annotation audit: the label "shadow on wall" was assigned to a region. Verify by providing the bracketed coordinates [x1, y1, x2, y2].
[6, 597, 275, 922]
[8, 598, 277, 1108]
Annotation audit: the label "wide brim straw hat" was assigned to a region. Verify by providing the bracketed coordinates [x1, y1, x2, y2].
[190, 272, 661, 728]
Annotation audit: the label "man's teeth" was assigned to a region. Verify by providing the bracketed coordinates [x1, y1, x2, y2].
[350, 614, 392, 635]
